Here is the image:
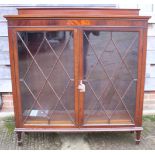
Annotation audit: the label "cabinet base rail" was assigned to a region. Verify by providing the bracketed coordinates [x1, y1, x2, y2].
[15, 127, 142, 146]
[15, 127, 142, 132]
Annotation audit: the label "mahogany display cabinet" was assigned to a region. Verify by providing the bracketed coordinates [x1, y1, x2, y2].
[4, 7, 150, 145]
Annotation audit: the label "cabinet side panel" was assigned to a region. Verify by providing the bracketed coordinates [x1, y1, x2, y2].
[8, 28, 22, 127]
[136, 27, 148, 126]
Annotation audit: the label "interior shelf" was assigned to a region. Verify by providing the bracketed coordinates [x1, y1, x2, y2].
[23, 110, 133, 125]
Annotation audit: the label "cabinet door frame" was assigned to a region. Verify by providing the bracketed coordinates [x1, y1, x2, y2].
[10, 27, 80, 128]
[78, 26, 144, 127]
[9, 26, 145, 129]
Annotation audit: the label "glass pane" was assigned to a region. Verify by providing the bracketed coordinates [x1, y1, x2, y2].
[83, 31, 139, 125]
[17, 31, 75, 126]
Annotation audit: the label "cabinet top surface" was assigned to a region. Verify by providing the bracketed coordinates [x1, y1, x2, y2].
[4, 7, 150, 20]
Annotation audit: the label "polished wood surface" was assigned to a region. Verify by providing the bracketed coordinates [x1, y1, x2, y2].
[15, 126, 143, 132]
[17, 8, 140, 16]
[5, 7, 150, 145]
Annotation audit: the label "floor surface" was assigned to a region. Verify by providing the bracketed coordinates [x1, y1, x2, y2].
[0, 116, 155, 150]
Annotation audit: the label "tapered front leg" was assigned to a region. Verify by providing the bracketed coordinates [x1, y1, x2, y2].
[135, 131, 141, 144]
[16, 132, 23, 146]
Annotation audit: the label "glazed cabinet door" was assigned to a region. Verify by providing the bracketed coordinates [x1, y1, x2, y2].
[80, 29, 139, 126]
[16, 30, 78, 126]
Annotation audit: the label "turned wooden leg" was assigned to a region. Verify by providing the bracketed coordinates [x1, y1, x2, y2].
[135, 131, 141, 144]
[16, 132, 23, 146]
